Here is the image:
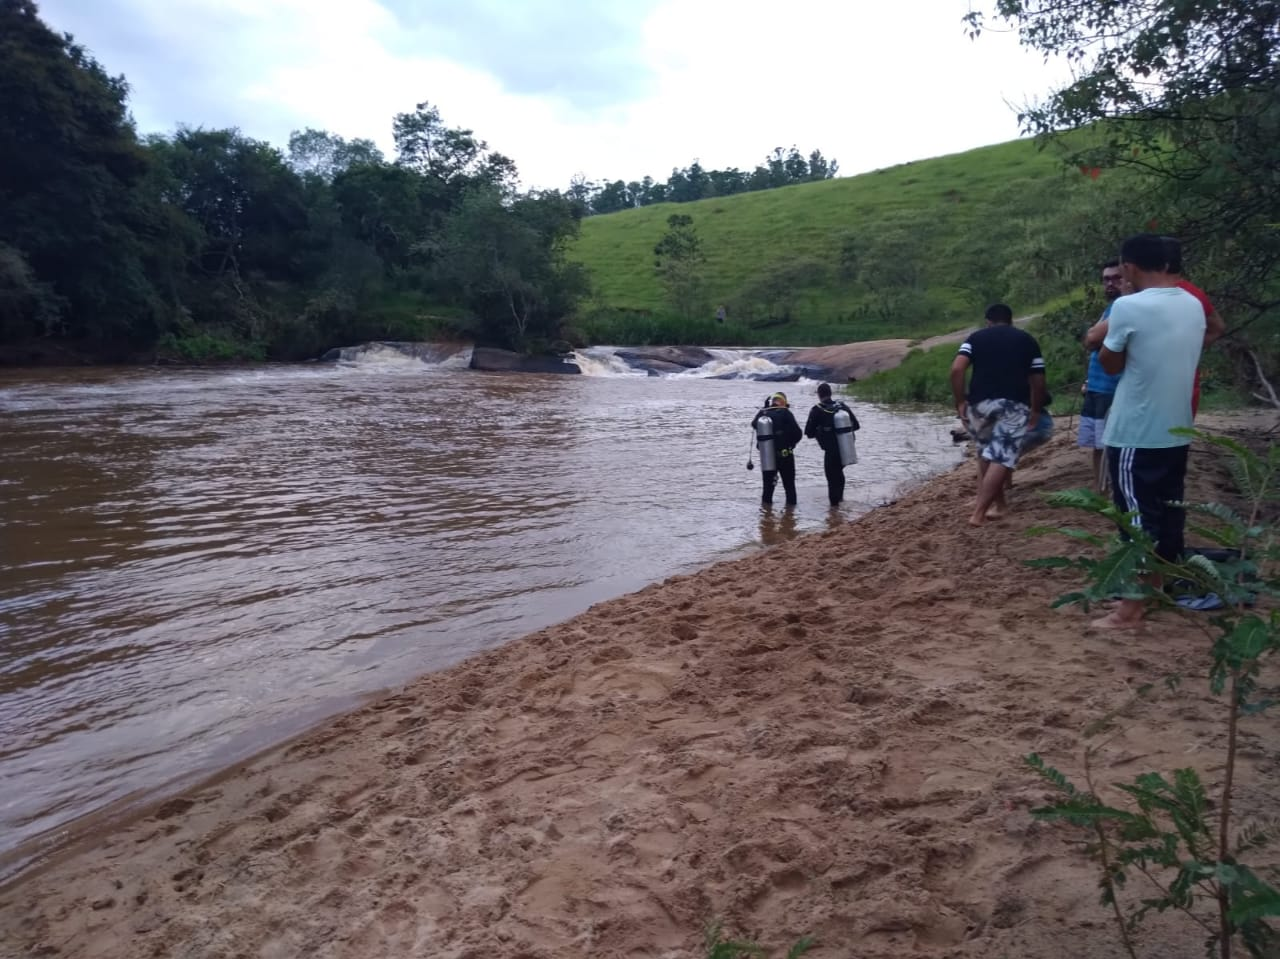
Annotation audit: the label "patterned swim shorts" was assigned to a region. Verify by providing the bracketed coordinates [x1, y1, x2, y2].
[967, 398, 1031, 470]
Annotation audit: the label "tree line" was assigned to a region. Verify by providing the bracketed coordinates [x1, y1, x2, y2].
[568, 146, 838, 216]
[0, 0, 588, 361]
[965, 0, 1280, 391]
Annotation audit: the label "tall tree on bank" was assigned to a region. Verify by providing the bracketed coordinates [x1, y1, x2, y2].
[653, 214, 707, 321]
[286, 128, 384, 182]
[430, 187, 589, 350]
[965, 1, 1280, 339]
[0, 0, 172, 346]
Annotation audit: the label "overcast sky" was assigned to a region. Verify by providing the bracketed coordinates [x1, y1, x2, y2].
[35, 0, 1072, 190]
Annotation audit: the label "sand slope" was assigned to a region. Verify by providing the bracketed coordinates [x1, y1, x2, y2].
[3, 425, 1278, 959]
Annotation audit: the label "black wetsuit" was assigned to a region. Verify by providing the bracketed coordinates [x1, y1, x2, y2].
[751, 406, 803, 506]
[805, 399, 860, 505]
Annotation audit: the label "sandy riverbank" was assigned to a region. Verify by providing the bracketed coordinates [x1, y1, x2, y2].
[3, 417, 1277, 959]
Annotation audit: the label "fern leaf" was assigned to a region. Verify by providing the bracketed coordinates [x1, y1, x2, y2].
[786, 936, 816, 959]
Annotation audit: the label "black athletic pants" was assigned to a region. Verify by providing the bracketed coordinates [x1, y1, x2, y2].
[763, 451, 797, 506]
[1107, 445, 1189, 562]
[823, 447, 845, 505]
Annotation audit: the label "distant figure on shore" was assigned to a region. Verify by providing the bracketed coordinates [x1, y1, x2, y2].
[804, 383, 860, 506]
[715, 304, 726, 324]
[751, 392, 803, 508]
[949, 303, 1047, 526]
[1091, 234, 1205, 630]
[1078, 259, 1125, 492]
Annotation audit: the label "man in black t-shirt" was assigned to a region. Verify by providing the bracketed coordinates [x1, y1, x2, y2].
[949, 303, 1047, 526]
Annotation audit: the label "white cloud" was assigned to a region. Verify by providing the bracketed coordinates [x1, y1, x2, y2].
[35, 0, 1074, 190]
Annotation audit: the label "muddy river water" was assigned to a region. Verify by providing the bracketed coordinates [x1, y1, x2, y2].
[0, 355, 963, 875]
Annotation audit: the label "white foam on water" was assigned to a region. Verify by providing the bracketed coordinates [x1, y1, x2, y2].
[570, 347, 650, 377]
[681, 349, 798, 380]
[570, 346, 803, 381]
[337, 342, 472, 372]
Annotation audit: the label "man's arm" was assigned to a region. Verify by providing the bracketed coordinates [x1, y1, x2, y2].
[949, 354, 970, 418]
[1205, 308, 1225, 347]
[1084, 318, 1109, 351]
[1028, 371, 1046, 419]
[1099, 346, 1126, 375]
[1100, 300, 1131, 375]
[803, 407, 818, 439]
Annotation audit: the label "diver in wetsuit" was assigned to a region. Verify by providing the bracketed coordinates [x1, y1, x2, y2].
[750, 392, 803, 507]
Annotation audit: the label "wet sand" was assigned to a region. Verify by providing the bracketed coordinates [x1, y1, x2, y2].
[3, 418, 1278, 959]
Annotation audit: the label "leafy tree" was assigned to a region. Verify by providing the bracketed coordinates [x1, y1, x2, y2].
[0, 0, 172, 345]
[0, 242, 63, 339]
[393, 102, 480, 180]
[150, 128, 310, 284]
[593, 179, 634, 215]
[783, 147, 809, 183]
[431, 187, 589, 349]
[708, 167, 747, 197]
[330, 160, 428, 271]
[807, 149, 837, 180]
[566, 172, 595, 216]
[286, 128, 383, 182]
[666, 168, 696, 203]
[653, 213, 708, 320]
[965, 0, 1280, 378]
[576, 146, 839, 216]
[637, 175, 666, 206]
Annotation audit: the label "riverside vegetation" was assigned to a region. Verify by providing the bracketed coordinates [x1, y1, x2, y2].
[6, 0, 1277, 393]
[1025, 431, 1280, 957]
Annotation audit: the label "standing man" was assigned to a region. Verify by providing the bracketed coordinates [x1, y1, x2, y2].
[950, 303, 1047, 527]
[1093, 234, 1205, 630]
[1163, 236, 1225, 418]
[805, 383, 860, 506]
[1078, 260, 1125, 491]
[750, 392, 803, 508]
[1086, 240, 1224, 418]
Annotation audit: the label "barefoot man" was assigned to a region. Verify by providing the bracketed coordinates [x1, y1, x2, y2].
[950, 303, 1047, 526]
[1093, 234, 1205, 630]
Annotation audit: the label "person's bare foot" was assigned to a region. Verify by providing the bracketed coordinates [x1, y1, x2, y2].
[986, 503, 1008, 519]
[968, 514, 986, 527]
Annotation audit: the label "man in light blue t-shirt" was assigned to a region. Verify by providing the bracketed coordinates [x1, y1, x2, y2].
[1093, 233, 1205, 630]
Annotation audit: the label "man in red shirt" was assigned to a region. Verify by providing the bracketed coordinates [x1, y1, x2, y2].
[1163, 237, 1225, 416]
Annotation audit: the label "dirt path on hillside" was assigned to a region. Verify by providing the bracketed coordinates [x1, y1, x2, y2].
[2, 416, 1276, 959]
[787, 315, 1039, 382]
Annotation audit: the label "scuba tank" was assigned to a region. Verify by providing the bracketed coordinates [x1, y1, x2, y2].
[755, 412, 777, 472]
[833, 407, 857, 466]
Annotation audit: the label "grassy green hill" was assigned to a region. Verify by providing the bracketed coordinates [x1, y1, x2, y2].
[568, 137, 1122, 346]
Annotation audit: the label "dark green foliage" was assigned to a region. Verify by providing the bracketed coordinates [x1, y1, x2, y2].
[573, 145, 838, 215]
[1026, 430, 1280, 957]
[0, 5, 589, 361]
[430, 188, 589, 350]
[967, 0, 1280, 412]
[702, 922, 814, 959]
[654, 214, 708, 321]
[0, 0, 172, 346]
